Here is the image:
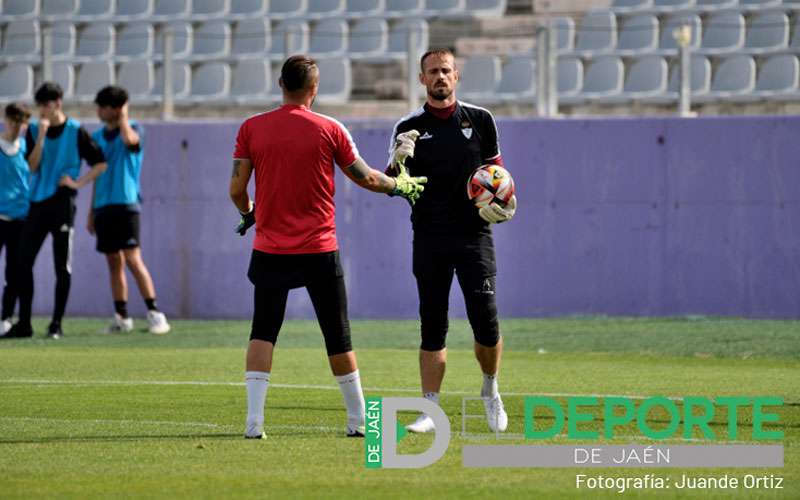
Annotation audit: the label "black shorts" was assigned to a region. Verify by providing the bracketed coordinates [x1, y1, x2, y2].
[94, 205, 141, 254]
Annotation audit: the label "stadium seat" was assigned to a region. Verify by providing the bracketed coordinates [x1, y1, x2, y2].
[153, 62, 191, 98]
[114, 0, 153, 20]
[187, 62, 230, 101]
[51, 61, 75, 97]
[229, 0, 268, 19]
[191, 21, 231, 60]
[732, 54, 800, 102]
[496, 56, 536, 102]
[192, 0, 230, 18]
[387, 19, 429, 59]
[791, 16, 800, 51]
[41, 0, 78, 18]
[75, 0, 114, 20]
[691, 0, 738, 11]
[230, 58, 272, 102]
[75, 23, 115, 61]
[0, 63, 33, 100]
[270, 20, 309, 58]
[231, 18, 270, 58]
[562, 56, 623, 104]
[154, 23, 193, 60]
[601, 55, 668, 103]
[50, 23, 76, 60]
[2, 20, 41, 63]
[315, 57, 351, 104]
[573, 10, 617, 56]
[75, 60, 114, 102]
[305, 0, 346, 18]
[739, 0, 782, 10]
[465, 0, 507, 18]
[269, 0, 308, 19]
[697, 12, 745, 55]
[652, 0, 696, 12]
[348, 18, 389, 58]
[385, 0, 423, 17]
[552, 16, 575, 53]
[116, 23, 154, 61]
[345, 0, 385, 17]
[557, 57, 584, 98]
[118, 60, 155, 100]
[742, 11, 789, 55]
[424, 0, 465, 17]
[656, 13, 701, 54]
[458, 55, 501, 103]
[694, 54, 755, 102]
[152, 0, 191, 20]
[609, 0, 654, 12]
[643, 54, 710, 103]
[309, 19, 348, 56]
[614, 14, 658, 56]
[1, 0, 40, 19]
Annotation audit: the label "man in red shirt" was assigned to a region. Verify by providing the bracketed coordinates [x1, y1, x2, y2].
[229, 55, 426, 439]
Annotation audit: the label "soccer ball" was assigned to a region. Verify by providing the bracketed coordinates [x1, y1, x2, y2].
[467, 164, 515, 208]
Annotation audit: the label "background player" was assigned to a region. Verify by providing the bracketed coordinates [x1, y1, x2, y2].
[387, 49, 517, 433]
[90, 86, 170, 335]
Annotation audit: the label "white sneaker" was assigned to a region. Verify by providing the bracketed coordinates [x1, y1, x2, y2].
[244, 419, 265, 439]
[406, 414, 436, 433]
[483, 394, 508, 432]
[0, 319, 11, 336]
[105, 313, 133, 333]
[346, 424, 365, 437]
[146, 310, 170, 335]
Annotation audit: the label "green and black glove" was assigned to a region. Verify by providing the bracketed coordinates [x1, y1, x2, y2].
[235, 205, 256, 236]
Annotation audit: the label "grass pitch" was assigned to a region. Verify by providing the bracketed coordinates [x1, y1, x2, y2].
[0, 316, 798, 499]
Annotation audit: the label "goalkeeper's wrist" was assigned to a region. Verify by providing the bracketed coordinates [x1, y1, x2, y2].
[389, 178, 399, 197]
[239, 201, 254, 216]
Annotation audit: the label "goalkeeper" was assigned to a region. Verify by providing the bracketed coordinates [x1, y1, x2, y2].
[229, 55, 426, 439]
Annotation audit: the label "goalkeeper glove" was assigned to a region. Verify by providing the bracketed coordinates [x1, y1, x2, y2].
[235, 204, 256, 236]
[479, 195, 516, 224]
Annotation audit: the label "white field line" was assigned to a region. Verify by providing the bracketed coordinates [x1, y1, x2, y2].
[0, 416, 339, 433]
[0, 379, 685, 401]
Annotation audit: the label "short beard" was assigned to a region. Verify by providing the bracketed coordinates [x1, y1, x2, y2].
[428, 87, 452, 101]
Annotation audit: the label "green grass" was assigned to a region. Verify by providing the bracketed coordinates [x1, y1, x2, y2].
[0, 317, 798, 499]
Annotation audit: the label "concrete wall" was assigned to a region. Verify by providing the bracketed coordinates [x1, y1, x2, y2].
[7, 115, 799, 320]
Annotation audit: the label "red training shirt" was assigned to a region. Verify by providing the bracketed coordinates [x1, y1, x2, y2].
[233, 104, 359, 254]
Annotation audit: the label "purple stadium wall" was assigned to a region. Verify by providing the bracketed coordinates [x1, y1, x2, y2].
[7, 115, 800, 320]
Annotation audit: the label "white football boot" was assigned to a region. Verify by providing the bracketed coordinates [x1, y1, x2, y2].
[244, 419, 265, 439]
[147, 310, 171, 335]
[406, 414, 436, 433]
[0, 318, 12, 336]
[105, 313, 134, 333]
[483, 394, 508, 432]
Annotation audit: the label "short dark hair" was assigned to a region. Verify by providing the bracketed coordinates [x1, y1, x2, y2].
[420, 49, 455, 72]
[5, 102, 31, 123]
[94, 85, 129, 108]
[34, 82, 63, 104]
[281, 55, 318, 94]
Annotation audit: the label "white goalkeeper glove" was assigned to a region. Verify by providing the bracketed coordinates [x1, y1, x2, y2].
[388, 129, 420, 174]
[479, 195, 517, 224]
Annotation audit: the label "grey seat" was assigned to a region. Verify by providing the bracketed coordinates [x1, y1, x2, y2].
[75, 0, 114, 20]
[643, 55, 710, 103]
[732, 54, 800, 102]
[188, 62, 230, 101]
[117, 60, 155, 100]
[309, 19, 348, 56]
[345, 0, 385, 17]
[153, 62, 191, 98]
[458, 55, 500, 103]
[387, 19, 428, 59]
[50, 23, 76, 60]
[231, 58, 271, 102]
[385, 0, 423, 16]
[557, 57, 583, 98]
[739, 0, 782, 10]
[497, 56, 535, 102]
[2, 20, 40, 63]
[657, 14, 701, 55]
[695, 54, 755, 102]
[691, 0, 737, 11]
[191, 21, 231, 60]
[305, 0, 346, 18]
[609, 0, 653, 12]
[791, 16, 800, 51]
[573, 10, 617, 55]
[229, 0, 267, 19]
[75, 23, 114, 61]
[315, 57, 351, 104]
[742, 12, 789, 55]
[192, 0, 230, 18]
[551, 17, 575, 54]
[155, 23, 193, 60]
[0, 63, 33, 100]
[52, 62, 75, 97]
[652, 0, 695, 12]
[424, 0, 465, 17]
[114, 0, 153, 20]
[614, 14, 658, 55]
[465, 0, 507, 18]
[152, 0, 191, 20]
[563, 56, 623, 104]
[116, 24, 154, 61]
[698, 12, 745, 55]
[75, 61, 114, 101]
[1, 0, 39, 19]
[270, 20, 309, 58]
[348, 18, 388, 58]
[269, 0, 308, 19]
[232, 19, 270, 57]
[602, 55, 668, 103]
[42, 0, 78, 18]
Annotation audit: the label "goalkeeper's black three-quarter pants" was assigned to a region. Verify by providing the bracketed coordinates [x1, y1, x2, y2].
[413, 232, 500, 351]
[247, 249, 353, 356]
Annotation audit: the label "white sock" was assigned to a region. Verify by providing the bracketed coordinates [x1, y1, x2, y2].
[335, 370, 365, 428]
[246, 371, 270, 428]
[481, 373, 498, 398]
[423, 391, 440, 406]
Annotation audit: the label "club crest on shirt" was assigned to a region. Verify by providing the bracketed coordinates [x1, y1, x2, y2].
[461, 120, 472, 139]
